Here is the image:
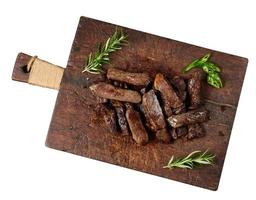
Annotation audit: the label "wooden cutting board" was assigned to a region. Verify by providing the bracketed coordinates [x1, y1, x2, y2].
[12, 16, 248, 190]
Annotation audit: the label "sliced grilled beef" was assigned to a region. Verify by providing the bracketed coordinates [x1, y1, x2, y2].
[107, 68, 150, 86]
[187, 123, 205, 139]
[125, 104, 149, 145]
[111, 100, 129, 135]
[167, 109, 209, 128]
[90, 82, 141, 103]
[154, 73, 183, 117]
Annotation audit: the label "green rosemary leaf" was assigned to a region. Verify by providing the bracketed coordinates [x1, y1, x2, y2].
[105, 38, 111, 51]
[194, 160, 212, 165]
[183, 150, 201, 160]
[176, 164, 192, 169]
[168, 156, 174, 166]
[163, 150, 215, 170]
[82, 28, 128, 74]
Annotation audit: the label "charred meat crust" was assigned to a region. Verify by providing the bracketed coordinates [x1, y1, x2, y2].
[142, 89, 166, 131]
[167, 109, 209, 128]
[111, 100, 129, 135]
[154, 73, 183, 117]
[142, 90, 171, 143]
[188, 70, 204, 110]
[171, 76, 187, 102]
[169, 76, 188, 138]
[89, 82, 141, 103]
[107, 68, 151, 86]
[171, 126, 187, 140]
[100, 104, 118, 134]
[94, 96, 108, 104]
[187, 123, 205, 139]
[91, 68, 209, 145]
[125, 105, 149, 145]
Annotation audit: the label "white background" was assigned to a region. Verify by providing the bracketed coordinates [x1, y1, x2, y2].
[0, 0, 256, 199]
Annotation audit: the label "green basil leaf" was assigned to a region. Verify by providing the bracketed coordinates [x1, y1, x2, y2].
[202, 62, 221, 74]
[182, 53, 211, 73]
[201, 53, 211, 63]
[182, 58, 200, 73]
[207, 73, 223, 88]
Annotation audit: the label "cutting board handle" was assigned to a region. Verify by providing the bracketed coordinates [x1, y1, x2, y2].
[12, 53, 64, 90]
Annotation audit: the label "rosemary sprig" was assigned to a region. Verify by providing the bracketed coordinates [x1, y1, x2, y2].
[182, 53, 223, 88]
[82, 28, 128, 74]
[163, 150, 215, 170]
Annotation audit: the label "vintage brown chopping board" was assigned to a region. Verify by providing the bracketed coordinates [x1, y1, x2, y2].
[12, 16, 248, 190]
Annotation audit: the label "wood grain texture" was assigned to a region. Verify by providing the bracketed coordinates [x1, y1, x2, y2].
[12, 53, 32, 83]
[43, 17, 247, 190]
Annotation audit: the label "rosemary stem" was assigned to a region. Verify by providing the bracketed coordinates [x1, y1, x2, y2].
[82, 28, 128, 74]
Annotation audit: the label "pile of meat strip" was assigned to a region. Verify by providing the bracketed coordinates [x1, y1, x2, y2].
[90, 68, 209, 145]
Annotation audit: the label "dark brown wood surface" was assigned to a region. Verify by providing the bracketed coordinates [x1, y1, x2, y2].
[14, 17, 248, 190]
[12, 53, 32, 83]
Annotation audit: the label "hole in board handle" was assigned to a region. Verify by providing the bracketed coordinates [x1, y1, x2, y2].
[21, 65, 30, 73]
